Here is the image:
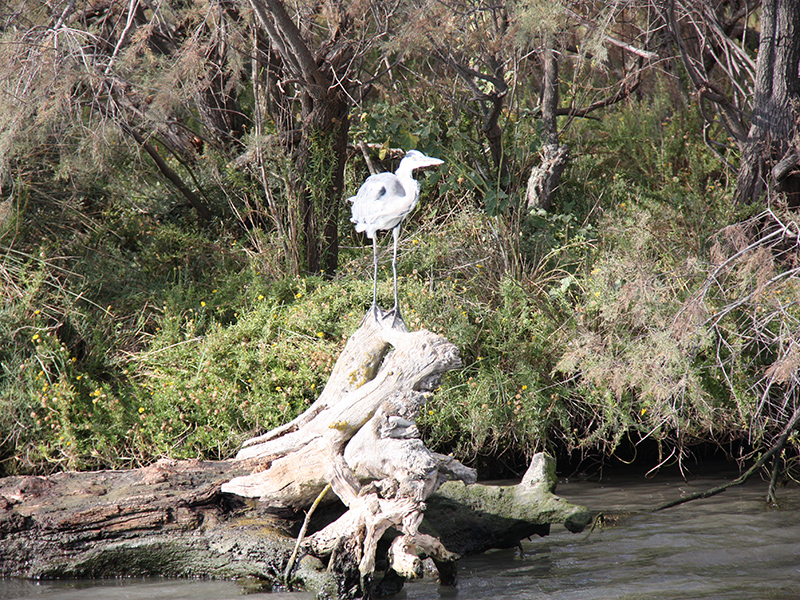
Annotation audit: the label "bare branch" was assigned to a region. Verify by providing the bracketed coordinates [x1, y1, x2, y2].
[249, 0, 328, 95]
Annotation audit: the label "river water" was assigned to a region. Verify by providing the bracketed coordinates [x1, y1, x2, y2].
[2, 473, 799, 600]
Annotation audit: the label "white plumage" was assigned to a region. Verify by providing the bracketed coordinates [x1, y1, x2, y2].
[348, 150, 444, 314]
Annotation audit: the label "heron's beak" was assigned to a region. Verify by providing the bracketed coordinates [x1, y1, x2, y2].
[421, 157, 444, 168]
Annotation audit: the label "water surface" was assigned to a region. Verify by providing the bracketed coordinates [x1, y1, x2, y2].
[0, 579, 308, 600]
[408, 474, 800, 599]
[2, 474, 798, 599]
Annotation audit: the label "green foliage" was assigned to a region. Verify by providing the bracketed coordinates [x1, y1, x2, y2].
[0, 194, 249, 472]
[126, 274, 367, 460]
[545, 97, 800, 468]
[0, 226, 363, 473]
[415, 274, 572, 461]
[0, 248, 134, 472]
[555, 207, 717, 454]
[0, 0, 796, 480]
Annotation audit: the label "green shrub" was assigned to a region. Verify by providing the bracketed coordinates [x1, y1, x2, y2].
[126, 274, 367, 459]
[3, 85, 797, 480]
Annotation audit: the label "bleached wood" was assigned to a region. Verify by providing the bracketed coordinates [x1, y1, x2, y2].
[222, 309, 467, 502]
[388, 533, 458, 579]
[222, 308, 476, 579]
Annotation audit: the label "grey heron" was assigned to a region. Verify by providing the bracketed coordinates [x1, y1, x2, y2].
[348, 150, 444, 316]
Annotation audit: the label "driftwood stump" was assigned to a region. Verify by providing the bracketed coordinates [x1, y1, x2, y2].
[222, 308, 477, 581]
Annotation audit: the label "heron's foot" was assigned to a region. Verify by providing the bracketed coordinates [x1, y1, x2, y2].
[367, 303, 382, 319]
[365, 303, 391, 324]
[388, 305, 404, 328]
[364, 304, 407, 330]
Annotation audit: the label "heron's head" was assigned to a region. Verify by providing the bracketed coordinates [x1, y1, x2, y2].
[401, 150, 444, 171]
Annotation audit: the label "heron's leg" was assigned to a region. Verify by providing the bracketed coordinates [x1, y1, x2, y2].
[391, 225, 401, 317]
[372, 235, 379, 309]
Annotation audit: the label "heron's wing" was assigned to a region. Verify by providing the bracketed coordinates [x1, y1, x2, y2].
[349, 173, 412, 237]
[351, 173, 406, 205]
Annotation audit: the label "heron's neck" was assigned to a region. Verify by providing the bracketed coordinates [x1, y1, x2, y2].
[394, 164, 420, 195]
[394, 163, 415, 182]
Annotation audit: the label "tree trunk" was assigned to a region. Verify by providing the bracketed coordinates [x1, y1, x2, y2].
[734, 0, 800, 205]
[527, 37, 570, 212]
[297, 94, 349, 276]
[249, 0, 352, 277]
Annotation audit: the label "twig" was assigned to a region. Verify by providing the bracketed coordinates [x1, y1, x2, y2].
[768, 447, 783, 506]
[649, 404, 800, 512]
[284, 482, 331, 587]
[104, 0, 140, 76]
[358, 140, 378, 175]
[767, 405, 800, 505]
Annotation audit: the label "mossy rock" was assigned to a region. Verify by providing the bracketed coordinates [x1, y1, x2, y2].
[424, 453, 591, 555]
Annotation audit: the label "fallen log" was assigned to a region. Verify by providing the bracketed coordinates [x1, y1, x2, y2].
[0, 458, 296, 581]
[0, 453, 589, 590]
[0, 308, 590, 598]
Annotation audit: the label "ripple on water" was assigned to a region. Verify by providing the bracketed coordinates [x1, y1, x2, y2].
[403, 476, 800, 600]
[1, 477, 798, 600]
